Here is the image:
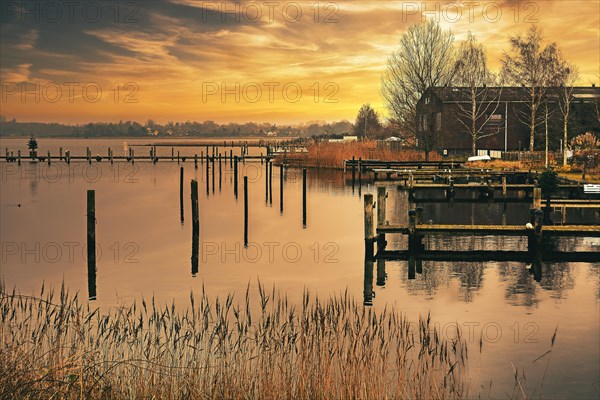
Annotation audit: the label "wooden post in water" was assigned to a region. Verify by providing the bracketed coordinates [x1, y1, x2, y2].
[191, 179, 199, 276]
[66, 150, 71, 164]
[194, 154, 198, 169]
[265, 160, 269, 203]
[230, 150, 233, 167]
[59, 147, 63, 160]
[351, 156, 356, 189]
[171, 146, 174, 161]
[17, 150, 21, 166]
[407, 210, 423, 253]
[377, 186, 387, 252]
[131, 148, 134, 165]
[533, 187, 542, 210]
[416, 206, 423, 224]
[358, 157, 362, 187]
[269, 161, 273, 205]
[302, 168, 307, 227]
[87, 190, 96, 300]
[206, 154, 210, 195]
[234, 156, 239, 199]
[279, 164, 284, 213]
[543, 198, 551, 225]
[47, 151, 51, 166]
[177, 151, 180, 164]
[244, 176, 248, 246]
[364, 194, 374, 260]
[219, 153, 222, 191]
[211, 155, 215, 193]
[180, 167, 184, 222]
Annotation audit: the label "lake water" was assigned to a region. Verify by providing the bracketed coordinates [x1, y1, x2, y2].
[1, 138, 599, 399]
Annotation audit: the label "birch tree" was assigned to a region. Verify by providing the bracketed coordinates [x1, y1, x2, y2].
[453, 33, 500, 155]
[381, 20, 455, 160]
[557, 64, 579, 165]
[500, 26, 562, 152]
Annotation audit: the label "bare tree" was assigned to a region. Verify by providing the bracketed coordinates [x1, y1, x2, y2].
[557, 64, 579, 165]
[381, 20, 455, 160]
[500, 26, 562, 152]
[453, 33, 500, 155]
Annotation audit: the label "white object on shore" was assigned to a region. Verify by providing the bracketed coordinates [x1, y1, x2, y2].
[467, 155, 491, 162]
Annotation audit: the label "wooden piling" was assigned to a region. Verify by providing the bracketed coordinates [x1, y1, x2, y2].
[302, 168, 307, 227]
[191, 179, 199, 276]
[180, 167, 184, 222]
[47, 151, 51, 166]
[218, 153, 222, 191]
[177, 151, 180, 164]
[131, 149, 134, 165]
[269, 161, 273, 205]
[364, 194, 374, 259]
[351, 156, 356, 188]
[407, 210, 423, 253]
[244, 176, 249, 246]
[171, 146, 174, 161]
[191, 179, 199, 235]
[280, 164, 284, 213]
[87, 190, 96, 299]
[17, 150, 21, 166]
[211, 155, 215, 193]
[194, 154, 198, 169]
[358, 157, 362, 187]
[59, 147, 63, 160]
[265, 160, 269, 202]
[234, 156, 239, 199]
[377, 187, 387, 252]
[533, 187, 542, 210]
[206, 154, 210, 195]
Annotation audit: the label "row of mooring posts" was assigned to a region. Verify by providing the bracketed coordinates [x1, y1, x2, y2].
[86, 163, 309, 297]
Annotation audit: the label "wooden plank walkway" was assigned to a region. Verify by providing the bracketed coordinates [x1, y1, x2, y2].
[377, 224, 600, 237]
[405, 183, 579, 190]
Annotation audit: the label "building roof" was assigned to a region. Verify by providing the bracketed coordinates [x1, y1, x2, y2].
[421, 86, 600, 103]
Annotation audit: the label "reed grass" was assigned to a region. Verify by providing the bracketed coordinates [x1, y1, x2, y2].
[278, 141, 441, 168]
[0, 282, 468, 399]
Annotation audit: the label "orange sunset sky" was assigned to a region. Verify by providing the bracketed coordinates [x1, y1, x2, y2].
[1, 0, 599, 125]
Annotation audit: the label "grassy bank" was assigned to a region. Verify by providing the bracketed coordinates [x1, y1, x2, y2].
[0, 283, 468, 399]
[277, 141, 441, 168]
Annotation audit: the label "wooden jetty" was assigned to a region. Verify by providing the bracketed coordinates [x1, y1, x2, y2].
[345, 159, 464, 170]
[364, 188, 600, 263]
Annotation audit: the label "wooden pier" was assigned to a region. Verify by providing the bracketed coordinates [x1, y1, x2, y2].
[364, 189, 600, 263]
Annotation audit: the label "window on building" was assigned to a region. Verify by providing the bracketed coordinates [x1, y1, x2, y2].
[490, 114, 503, 121]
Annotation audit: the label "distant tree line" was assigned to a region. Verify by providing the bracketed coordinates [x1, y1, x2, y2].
[0, 117, 354, 138]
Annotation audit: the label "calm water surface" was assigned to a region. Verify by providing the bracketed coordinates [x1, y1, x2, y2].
[1, 138, 599, 399]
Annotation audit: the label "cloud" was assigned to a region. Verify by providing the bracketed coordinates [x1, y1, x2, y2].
[0, 0, 598, 124]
